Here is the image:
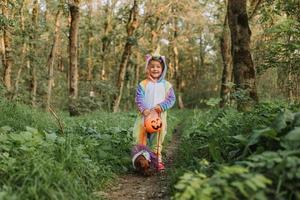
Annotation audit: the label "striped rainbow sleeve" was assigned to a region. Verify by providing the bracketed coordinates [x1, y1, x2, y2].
[159, 87, 176, 111]
[135, 83, 147, 113]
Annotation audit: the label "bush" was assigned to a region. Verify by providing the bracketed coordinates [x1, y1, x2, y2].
[0, 101, 181, 199]
[172, 102, 300, 199]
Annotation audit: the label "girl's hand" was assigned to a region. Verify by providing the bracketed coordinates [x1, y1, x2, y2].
[143, 109, 151, 116]
[154, 105, 162, 113]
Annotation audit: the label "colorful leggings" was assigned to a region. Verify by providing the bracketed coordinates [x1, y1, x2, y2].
[133, 112, 167, 161]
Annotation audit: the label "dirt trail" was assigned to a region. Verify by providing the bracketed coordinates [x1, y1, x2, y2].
[101, 129, 180, 200]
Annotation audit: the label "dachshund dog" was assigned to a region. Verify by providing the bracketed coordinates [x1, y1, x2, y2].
[132, 145, 158, 176]
[134, 154, 151, 176]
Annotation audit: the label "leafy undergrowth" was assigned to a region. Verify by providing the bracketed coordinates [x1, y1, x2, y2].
[172, 102, 300, 200]
[0, 100, 181, 200]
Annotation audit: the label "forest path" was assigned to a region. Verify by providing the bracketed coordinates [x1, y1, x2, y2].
[101, 128, 180, 200]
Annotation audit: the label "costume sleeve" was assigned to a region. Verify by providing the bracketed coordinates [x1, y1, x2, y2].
[135, 83, 147, 113]
[159, 87, 176, 111]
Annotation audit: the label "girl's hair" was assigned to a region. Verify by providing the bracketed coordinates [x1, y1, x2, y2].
[149, 56, 164, 67]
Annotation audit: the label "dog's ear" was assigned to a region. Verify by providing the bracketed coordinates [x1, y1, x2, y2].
[142, 159, 150, 169]
[135, 159, 141, 169]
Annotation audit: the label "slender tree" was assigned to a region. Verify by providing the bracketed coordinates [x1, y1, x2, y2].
[46, 10, 62, 111]
[171, 8, 184, 109]
[13, 1, 27, 100]
[100, 0, 116, 80]
[113, 0, 139, 112]
[29, 0, 39, 107]
[68, 0, 80, 116]
[2, 0, 13, 93]
[219, 12, 233, 108]
[86, 0, 93, 82]
[228, 0, 258, 111]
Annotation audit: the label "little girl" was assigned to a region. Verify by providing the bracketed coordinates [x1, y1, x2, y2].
[132, 54, 176, 171]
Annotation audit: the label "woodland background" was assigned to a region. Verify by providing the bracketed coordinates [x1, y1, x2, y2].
[1, 1, 300, 199]
[1, 0, 299, 114]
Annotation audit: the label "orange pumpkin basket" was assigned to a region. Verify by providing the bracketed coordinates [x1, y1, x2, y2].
[144, 110, 162, 134]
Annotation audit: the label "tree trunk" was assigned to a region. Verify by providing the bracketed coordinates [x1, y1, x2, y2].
[219, 13, 233, 108]
[100, 0, 116, 80]
[199, 33, 205, 75]
[2, 0, 13, 93]
[172, 15, 184, 109]
[87, 0, 93, 82]
[68, 0, 80, 116]
[150, 17, 163, 53]
[288, 69, 293, 103]
[1, 34, 5, 83]
[29, 0, 39, 107]
[13, 1, 27, 100]
[46, 10, 61, 111]
[228, 0, 258, 111]
[134, 51, 141, 87]
[113, 0, 139, 112]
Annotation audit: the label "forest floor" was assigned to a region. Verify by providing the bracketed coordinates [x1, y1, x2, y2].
[100, 128, 180, 200]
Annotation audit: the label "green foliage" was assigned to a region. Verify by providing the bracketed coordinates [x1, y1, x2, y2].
[0, 101, 56, 131]
[205, 98, 222, 108]
[0, 102, 130, 199]
[258, 18, 300, 72]
[253, 0, 300, 101]
[174, 165, 271, 200]
[0, 100, 181, 199]
[172, 102, 300, 199]
[240, 150, 300, 198]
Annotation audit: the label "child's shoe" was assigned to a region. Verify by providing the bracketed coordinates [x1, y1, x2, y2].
[157, 161, 165, 171]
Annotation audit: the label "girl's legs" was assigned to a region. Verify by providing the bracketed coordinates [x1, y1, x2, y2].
[133, 113, 167, 170]
[148, 112, 167, 162]
[133, 116, 147, 145]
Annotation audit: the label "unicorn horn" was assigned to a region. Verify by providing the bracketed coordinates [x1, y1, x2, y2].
[153, 44, 161, 56]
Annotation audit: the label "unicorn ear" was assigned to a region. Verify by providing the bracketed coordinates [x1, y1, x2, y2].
[160, 56, 166, 62]
[145, 54, 152, 61]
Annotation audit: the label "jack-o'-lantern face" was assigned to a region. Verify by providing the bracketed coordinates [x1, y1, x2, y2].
[150, 118, 162, 130]
[144, 110, 163, 133]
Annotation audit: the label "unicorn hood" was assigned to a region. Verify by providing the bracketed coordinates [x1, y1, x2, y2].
[145, 54, 168, 83]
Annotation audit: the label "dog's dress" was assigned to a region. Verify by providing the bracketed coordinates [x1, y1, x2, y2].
[133, 54, 176, 162]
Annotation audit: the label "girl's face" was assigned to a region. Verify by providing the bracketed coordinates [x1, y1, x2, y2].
[148, 60, 163, 80]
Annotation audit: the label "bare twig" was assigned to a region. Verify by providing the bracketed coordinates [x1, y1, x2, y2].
[49, 105, 64, 135]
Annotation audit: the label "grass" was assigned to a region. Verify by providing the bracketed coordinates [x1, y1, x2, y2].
[0, 99, 182, 200]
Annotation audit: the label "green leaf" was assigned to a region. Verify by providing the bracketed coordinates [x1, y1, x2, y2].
[0, 126, 12, 133]
[285, 127, 300, 141]
[10, 132, 32, 143]
[231, 181, 249, 197]
[208, 141, 224, 162]
[45, 133, 57, 142]
[222, 165, 248, 175]
[25, 126, 38, 134]
[206, 98, 221, 107]
[231, 135, 248, 144]
[245, 179, 258, 191]
[98, 149, 108, 159]
[293, 113, 300, 127]
[271, 110, 294, 132]
[0, 134, 8, 142]
[101, 144, 112, 151]
[245, 127, 278, 149]
[57, 137, 66, 144]
[101, 134, 112, 141]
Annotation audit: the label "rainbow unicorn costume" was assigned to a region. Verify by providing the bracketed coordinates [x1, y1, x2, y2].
[132, 54, 176, 164]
